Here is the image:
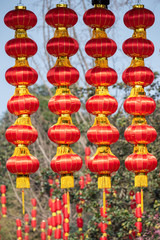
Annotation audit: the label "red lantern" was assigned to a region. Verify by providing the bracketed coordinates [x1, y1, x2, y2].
[41, 221, 46, 240]
[45, 4, 82, 195]
[122, 4, 157, 189]
[63, 193, 70, 240]
[4, 5, 39, 204]
[24, 214, 29, 240]
[16, 219, 22, 240]
[122, 4, 156, 237]
[47, 217, 52, 239]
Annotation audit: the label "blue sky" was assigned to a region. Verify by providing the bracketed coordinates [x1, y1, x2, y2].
[0, 0, 160, 118]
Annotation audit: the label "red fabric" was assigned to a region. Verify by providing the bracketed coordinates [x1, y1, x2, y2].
[135, 222, 142, 233]
[51, 200, 56, 213]
[24, 213, 29, 222]
[41, 221, 46, 229]
[5, 66, 38, 86]
[41, 232, 46, 240]
[51, 153, 82, 174]
[125, 153, 157, 173]
[17, 230, 22, 238]
[135, 192, 141, 204]
[0, 185, 6, 194]
[135, 207, 142, 218]
[56, 199, 62, 210]
[87, 124, 119, 145]
[31, 198, 37, 207]
[54, 229, 61, 239]
[122, 66, 154, 87]
[51, 216, 57, 227]
[100, 207, 107, 218]
[8, 94, 39, 116]
[16, 219, 22, 227]
[47, 66, 79, 86]
[100, 237, 107, 240]
[125, 124, 157, 145]
[63, 193, 68, 205]
[63, 207, 69, 218]
[5, 38, 37, 58]
[1, 196, 6, 204]
[63, 222, 69, 232]
[124, 8, 155, 29]
[76, 204, 83, 213]
[100, 222, 107, 233]
[47, 37, 78, 57]
[45, 7, 77, 28]
[86, 95, 118, 115]
[123, 38, 154, 58]
[4, 9, 37, 30]
[48, 124, 80, 145]
[2, 207, 7, 215]
[85, 147, 91, 156]
[31, 219, 36, 228]
[25, 225, 29, 233]
[7, 154, 39, 174]
[86, 174, 91, 184]
[83, 8, 115, 29]
[130, 199, 136, 209]
[124, 96, 156, 116]
[88, 153, 120, 174]
[48, 94, 80, 115]
[48, 178, 54, 185]
[86, 67, 117, 87]
[31, 209, 37, 217]
[77, 218, 83, 228]
[6, 125, 38, 145]
[85, 38, 117, 58]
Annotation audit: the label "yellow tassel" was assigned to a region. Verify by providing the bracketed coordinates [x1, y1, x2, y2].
[61, 175, 74, 189]
[67, 191, 70, 215]
[22, 190, 25, 215]
[16, 175, 30, 189]
[135, 173, 148, 188]
[103, 189, 106, 215]
[98, 175, 111, 189]
[141, 189, 144, 214]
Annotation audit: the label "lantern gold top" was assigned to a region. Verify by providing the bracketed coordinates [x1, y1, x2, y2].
[56, 4, 67, 8]
[15, 6, 26, 10]
[133, 4, 144, 9]
[94, 4, 106, 8]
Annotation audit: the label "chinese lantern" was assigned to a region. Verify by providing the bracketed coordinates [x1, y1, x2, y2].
[45, 4, 82, 189]
[24, 214, 29, 240]
[54, 199, 62, 239]
[4, 4, 39, 213]
[47, 217, 53, 239]
[85, 147, 91, 168]
[31, 199, 37, 231]
[85, 174, 91, 185]
[16, 219, 22, 240]
[122, 4, 157, 236]
[1, 185, 7, 217]
[100, 206, 108, 240]
[48, 177, 54, 197]
[63, 193, 70, 240]
[41, 221, 46, 240]
[83, 0, 120, 227]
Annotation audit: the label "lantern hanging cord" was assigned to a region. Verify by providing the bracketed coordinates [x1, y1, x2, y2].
[141, 188, 144, 214]
[22, 189, 25, 215]
[103, 189, 106, 215]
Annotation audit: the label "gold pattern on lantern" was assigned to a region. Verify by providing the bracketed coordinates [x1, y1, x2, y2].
[15, 57, 30, 67]
[133, 144, 148, 154]
[129, 85, 145, 98]
[15, 29, 28, 39]
[14, 115, 32, 126]
[95, 86, 110, 95]
[94, 4, 106, 8]
[130, 57, 144, 67]
[55, 57, 72, 67]
[95, 57, 108, 68]
[54, 28, 69, 38]
[92, 28, 107, 39]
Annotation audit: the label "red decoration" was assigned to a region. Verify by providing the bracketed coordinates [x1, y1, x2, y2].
[4, 5, 39, 198]
[45, 3, 82, 193]
[47, 217, 52, 239]
[1, 185, 7, 217]
[63, 193, 70, 240]
[41, 221, 46, 240]
[24, 214, 29, 240]
[31, 199, 37, 231]
[55, 199, 62, 239]
[16, 219, 22, 240]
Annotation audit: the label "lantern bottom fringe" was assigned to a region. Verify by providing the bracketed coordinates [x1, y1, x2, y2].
[61, 175, 74, 188]
[135, 174, 148, 188]
[16, 175, 30, 189]
[98, 175, 111, 189]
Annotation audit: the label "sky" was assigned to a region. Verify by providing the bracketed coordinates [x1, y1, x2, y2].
[0, 0, 160, 118]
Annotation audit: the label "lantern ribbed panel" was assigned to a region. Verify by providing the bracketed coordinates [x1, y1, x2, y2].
[122, 4, 157, 188]
[45, 4, 82, 190]
[83, 5, 120, 190]
[31, 199, 37, 231]
[4, 5, 39, 189]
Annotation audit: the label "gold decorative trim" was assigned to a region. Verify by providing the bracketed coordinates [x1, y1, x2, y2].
[15, 6, 26, 10]
[56, 4, 67, 8]
[94, 4, 106, 8]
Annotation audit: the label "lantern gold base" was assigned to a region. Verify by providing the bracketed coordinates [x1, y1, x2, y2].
[135, 174, 148, 188]
[16, 175, 30, 189]
[98, 175, 111, 189]
[61, 175, 74, 188]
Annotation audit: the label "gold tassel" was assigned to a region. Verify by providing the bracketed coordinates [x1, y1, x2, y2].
[98, 175, 111, 189]
[135, 173, 148, 188]
[103, 189, 106, 215]
[141, 188, 144, 214]
[61, 175, 74, 189]
[16, 175, 30, 189]
[22, 190, 25, 215]
[67, 191, 70, 215]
